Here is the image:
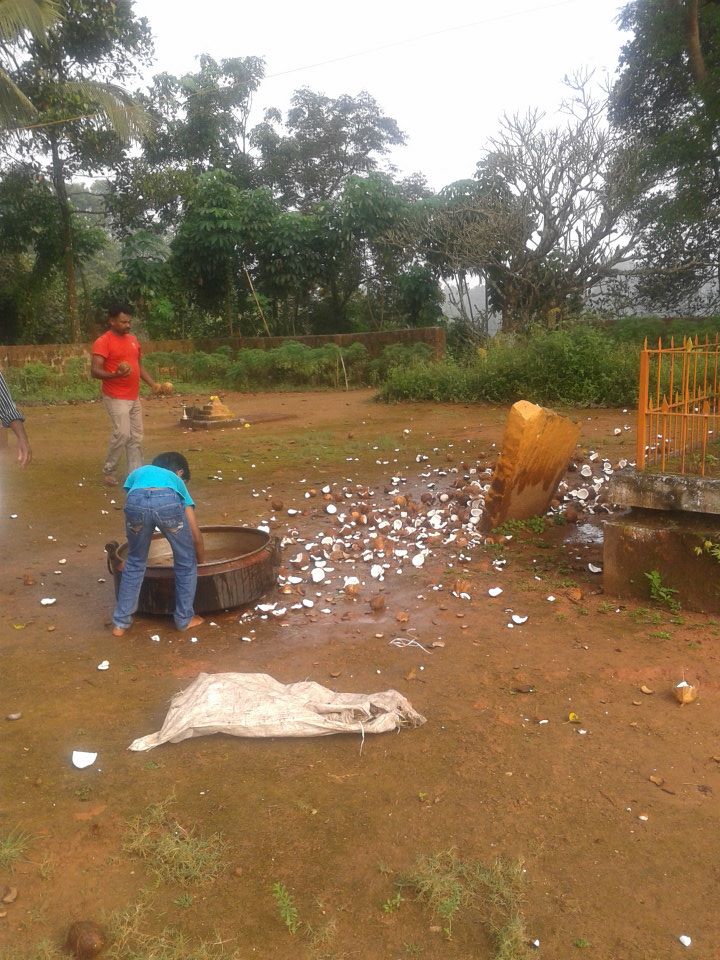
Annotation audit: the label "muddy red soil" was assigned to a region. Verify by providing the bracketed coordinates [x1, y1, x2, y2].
[1, 390, 719, 959]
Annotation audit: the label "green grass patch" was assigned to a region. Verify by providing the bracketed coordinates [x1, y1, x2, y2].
[11, 319, 720, 409]
[0, 828, 31, 869]
[493, 516, 547, 536]
[123, 797, 225, 886]
[2, 889, 243, 960]
[106, 892, 242, 959]
[398, 850, 531, 957]
[145, 341, 431, 392]
[629, 607, 664, 625]
[4, 357, 97, 405]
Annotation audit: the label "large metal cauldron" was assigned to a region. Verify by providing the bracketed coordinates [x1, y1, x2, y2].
[105, 525, 281, 614]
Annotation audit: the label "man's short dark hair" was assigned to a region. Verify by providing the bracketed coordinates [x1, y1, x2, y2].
[107, 302, 132, 319]
[152, 452, 191, 480]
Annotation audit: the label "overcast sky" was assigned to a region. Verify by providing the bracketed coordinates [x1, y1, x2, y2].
[133, 0, 627, 190]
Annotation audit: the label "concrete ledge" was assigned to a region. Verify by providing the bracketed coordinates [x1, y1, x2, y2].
[608, 471, 720, 515]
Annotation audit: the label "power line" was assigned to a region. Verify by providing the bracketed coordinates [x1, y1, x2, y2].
[266, 0, 585, 80]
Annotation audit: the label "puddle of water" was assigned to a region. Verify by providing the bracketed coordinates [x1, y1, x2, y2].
[564, 522, 604, 546]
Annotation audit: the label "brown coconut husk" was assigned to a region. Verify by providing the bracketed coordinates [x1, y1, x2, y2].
[65, 920, 107, 959]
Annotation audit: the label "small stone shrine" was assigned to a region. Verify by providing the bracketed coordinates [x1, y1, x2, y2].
[181, 395, 245, 429]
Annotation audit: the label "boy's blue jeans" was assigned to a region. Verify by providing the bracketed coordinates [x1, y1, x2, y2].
[113, 489, 198, 631]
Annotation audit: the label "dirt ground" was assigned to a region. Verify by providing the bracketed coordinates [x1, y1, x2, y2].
[1, 389, 719, 960]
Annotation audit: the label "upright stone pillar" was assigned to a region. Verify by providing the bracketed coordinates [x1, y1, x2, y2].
[482, 400, 580, 531]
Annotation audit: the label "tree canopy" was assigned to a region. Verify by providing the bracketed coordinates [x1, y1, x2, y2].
[251, 88, 405, 209]
[3, 2, 719, 344]
[610, 0, 720, 308]
[1, 0, 153, 339]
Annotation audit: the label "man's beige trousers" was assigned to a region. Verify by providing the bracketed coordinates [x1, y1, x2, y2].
[102, 396, 143, 477]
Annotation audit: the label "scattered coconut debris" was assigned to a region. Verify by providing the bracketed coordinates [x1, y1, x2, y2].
[224, 431, 621, 636]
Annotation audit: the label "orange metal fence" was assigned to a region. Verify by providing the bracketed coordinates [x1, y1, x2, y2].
[637, 336, 720, 475]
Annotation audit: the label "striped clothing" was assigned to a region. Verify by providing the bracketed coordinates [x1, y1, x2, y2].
[0, 371, 24, 427]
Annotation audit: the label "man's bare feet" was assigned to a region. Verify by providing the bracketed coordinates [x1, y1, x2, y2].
[112, 625, 126, 637]
[103, 474, 118, 487]
[180, 615, 204, 631]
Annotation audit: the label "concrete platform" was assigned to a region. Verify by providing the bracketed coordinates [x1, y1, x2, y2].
[604, 508, 720, 612]
[180, 412, 297, 430]
[181, 416, 247, 430]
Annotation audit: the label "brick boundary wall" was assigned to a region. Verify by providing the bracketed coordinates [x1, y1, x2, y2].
[0, 326, 445, 370]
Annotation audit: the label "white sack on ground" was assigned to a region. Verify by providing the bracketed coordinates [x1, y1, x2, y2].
[128, 672, 427, 751]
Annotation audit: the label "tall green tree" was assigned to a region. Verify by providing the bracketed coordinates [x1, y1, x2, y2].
[251, 88, 405, 209]
[108, 55, 265, 235]
[291, 196, 361, 332]
[611, 0, 720, 306]
[252, 210, 323, 334]
[301, 174, 437, 333]
[410, 178, 502, 338]
[340, 174, 415, 329]
[3, 0, 153, 340]
[0, 164, 105, 341]
[172, 170, 279, 334]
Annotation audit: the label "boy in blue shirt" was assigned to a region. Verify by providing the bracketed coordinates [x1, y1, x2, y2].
[112, 451, 205, 637]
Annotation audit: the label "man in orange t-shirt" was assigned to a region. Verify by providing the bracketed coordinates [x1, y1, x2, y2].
[91, 303, 159, 486]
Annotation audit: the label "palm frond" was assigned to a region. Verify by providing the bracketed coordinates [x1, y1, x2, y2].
[0, 0, 60, 43]
[58, 80, 153, 140]
[0, 63, 37, 126]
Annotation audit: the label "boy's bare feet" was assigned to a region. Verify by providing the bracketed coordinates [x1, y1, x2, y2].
[103, 474, 118, 487]
[112, 625, 126, 637]
[180, 615, 204, 631]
